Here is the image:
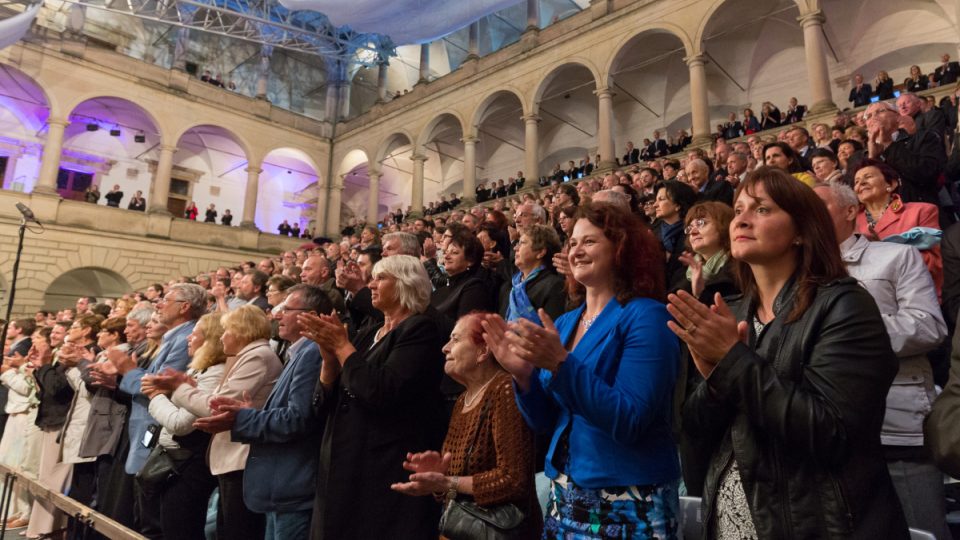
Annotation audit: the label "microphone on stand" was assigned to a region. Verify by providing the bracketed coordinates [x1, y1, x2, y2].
[15, 202, 41, 226]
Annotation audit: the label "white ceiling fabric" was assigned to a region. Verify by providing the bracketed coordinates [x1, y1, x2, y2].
[0, 3, 41, 50]
[278, 0, 522, 44]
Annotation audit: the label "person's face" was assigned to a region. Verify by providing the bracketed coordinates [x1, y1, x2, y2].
[124, 319, 146, 344]
[186, 322, 206, 357]
[764, 147, 790, 170]
[811, 157, 837, 180]
[854, 74, 863, 85]
[462, 215, 478, 232]
[97, 327, 119, 349]
[943, 54, 951, 64]
[686, 216, 722, 258]
[568, 219, 614, 288]
[50, 325, 67, 348]
[67, 321, 90, 343]
[156, 292, 187, 326]
[231, 272, 243, 289]
[515, 234, 544, 274]
[662, 165, 677, 179]
[786, 130, 806, 151]
[301, 257, 325, 284]
[145, 315, 168, 340]
[368, 271, 399, 311]
[726, 156, 745, 176]
[556, 191, 572, 207]
[639, 170, 656, 187]
[282, 252, 296, 266]
[514, 205, 537, 228]
[443, 242, 469, 276]
[558, 212, 574, 234]
[854, 165, 896, 205]
[911, 65, 920, 76]
[837, 143, 854, 166]
[220, 327, 244, 356]
[257, 259, 273, 274]
[413, 220, 425, 233]
[685, 164, 708, 189]
[381, 238, 402, 257]
[730, 182, 798, 266]
[654, 188, 680, 222]
[277, 292, 309, 342]
[441, 319, 485, 383]
[76, 297, 89, 313]
[476, 231, 496, 252]
[789, 98, 797, 108]
[814, 125, 828, 141]
[357, 254, 375, 281]
[238, 274, 257, 300]
[896, 96, 921, 118]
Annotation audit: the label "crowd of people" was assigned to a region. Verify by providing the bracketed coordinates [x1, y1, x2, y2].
[0, 66, 959, 540]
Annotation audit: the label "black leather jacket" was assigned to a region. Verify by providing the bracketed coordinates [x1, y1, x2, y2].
[682, 277, 909, 539]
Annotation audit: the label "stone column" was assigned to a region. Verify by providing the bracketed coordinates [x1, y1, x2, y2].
[149, 144, 177, 213]
[338, 81, 351, 119]
[410, 154, 427, 216]
[315, 178, 329, 237]
[595, 87, 617, 170]
[685, 53, 712, 146]
[523, 114, 540, 181]
[367, 170, 381, 223]
[418, 43, 430, 84]
[34, 117, 68, 195]
[240, 165, 262, 229]
[326, 177, 343, 237]
[376, 63, 389, 102]
[462, 135, 478, 204]
[467, 22, 480, 60]
[255, 46, 272, 100]
[325, 81, 340, 122]
[526, 0, 540, 31]
[799, 10, 837, 114]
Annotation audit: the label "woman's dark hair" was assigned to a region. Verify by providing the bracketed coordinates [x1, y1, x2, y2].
[566, 202, 665, 305]
[733, 167, 848, 322]
[808, 147, 838, 166]
[449, 228, 485, 269]
[763, 141, 803, 173]
[484, 209, 510, 232]
[837, 139, 864, 153]
[851, 158, 900, 187]
[657, 180, 698, 221]
[556, 183, 580, 206]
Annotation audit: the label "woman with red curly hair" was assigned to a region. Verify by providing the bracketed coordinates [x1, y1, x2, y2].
[483, 202, 681, 538]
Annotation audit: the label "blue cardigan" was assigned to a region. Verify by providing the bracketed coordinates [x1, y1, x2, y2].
[515, 297, 680, 488]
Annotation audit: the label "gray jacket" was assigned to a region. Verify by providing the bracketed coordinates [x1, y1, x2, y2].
[842, 234, 947, 446]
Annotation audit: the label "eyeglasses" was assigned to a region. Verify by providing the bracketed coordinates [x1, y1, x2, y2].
[684, 218, 709, 235]
[158, 297, 187, 307]
[279, 306, 311, 314]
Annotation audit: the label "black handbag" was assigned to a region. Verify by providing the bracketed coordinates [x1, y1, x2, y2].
[438, 399, 525, 540]
[136, 445, 178, 492]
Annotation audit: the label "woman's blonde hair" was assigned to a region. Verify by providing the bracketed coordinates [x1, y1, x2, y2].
[190, 313, 227, 371]
[371, 255, 432, 314]
[220, 304, 271, 344]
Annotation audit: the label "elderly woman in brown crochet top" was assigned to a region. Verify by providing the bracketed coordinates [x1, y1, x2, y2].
[391, 312, 542, 538]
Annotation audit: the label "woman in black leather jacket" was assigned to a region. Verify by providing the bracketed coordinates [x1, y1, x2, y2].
[669, 167, 908, 539]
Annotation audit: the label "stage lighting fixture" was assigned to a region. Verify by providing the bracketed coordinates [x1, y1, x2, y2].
[110, 128, 121, 137]
[134, 133, 146, 143]
[86, 124, 98, 132]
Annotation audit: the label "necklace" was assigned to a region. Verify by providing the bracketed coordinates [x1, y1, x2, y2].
[580, 312, 600, 330]
[463, 375, 498, 408]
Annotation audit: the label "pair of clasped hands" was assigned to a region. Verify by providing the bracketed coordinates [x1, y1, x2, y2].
[140, 368, 252, 435]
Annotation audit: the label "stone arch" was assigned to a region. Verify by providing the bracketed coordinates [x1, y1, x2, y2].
[694, 0, 808, 48]
[373, 130, 415, 164]
[416, 110, 468, 150]
[171, 122, 254, 165]
[64, 93, 168, 145]
[42, 267, 133, 310]
[468, 87, 528, 130]
[0, 62, 54, 130]
[336, 148, 374, 224]
[603, 23, 696, 83]
[259, 147, 323, 233]
[532, 59, 603, 109]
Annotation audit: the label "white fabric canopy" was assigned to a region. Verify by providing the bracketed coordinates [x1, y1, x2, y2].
[278, 0, 521, 44]
[0, 2, 40, 50]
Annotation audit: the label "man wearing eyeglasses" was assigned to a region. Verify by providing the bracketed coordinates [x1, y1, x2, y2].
[195, 285, 332, 539]
[865, 101, 946, 205]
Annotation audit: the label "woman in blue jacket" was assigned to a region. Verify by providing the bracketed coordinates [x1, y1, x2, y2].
[483, 202, 681, 538]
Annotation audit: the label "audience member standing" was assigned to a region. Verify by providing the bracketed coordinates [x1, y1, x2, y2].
[104, 185, 124, 208]
[128, 191, 146, 211]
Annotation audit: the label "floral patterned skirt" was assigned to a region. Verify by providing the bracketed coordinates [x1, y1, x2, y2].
[543, 472, 679, 539]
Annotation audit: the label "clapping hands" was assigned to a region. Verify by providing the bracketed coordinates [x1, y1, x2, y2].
[390, 451, 452, 496]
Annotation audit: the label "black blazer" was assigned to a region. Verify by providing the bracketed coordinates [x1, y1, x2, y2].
[682, 278, 909, 539]
[882, 128, 947, 204]
[784, 105, 806, 124]
[935, 61, 960, 85]
[623, 147, 640, 165]
[698, 178, 735, 206]
[430, 267, 497, 330]
[875, 79, 895, 100]
[310, 314, 446, 540]
[346, 287, 383, 335]
[34, 363, 74, 428]
[849, 84, 873, 107]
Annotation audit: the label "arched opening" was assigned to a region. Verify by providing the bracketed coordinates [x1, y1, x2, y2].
[43, 267, 132, 311]
[172, 125, 250, 221]
[418, 113, 465, 212]
[608, 29, 690, 160]
[375, 132, 415, 217]
[472, 90, 526, 190]
[63, 97, 161, 204]
[260, 147, 321, 236]
[534, 63, 599, 178]
[337, 148, 374, 227]
[0, 64, 50, 193]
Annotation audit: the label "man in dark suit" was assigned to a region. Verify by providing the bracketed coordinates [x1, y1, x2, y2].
[849, 74, 873, 107]
[786, 126, 817, 169]
[686, 159, 734, 206]
[196, 284, 331, 539]
[865, 101, 946, 205]
[647, 130, 669, 158]
[897, 93, 947, 138]
[277, 220, 292, 236]
[622, 141, 640, 165]
[784, 97, 807, 124]
[723, 112, 743, 139]
[238, 270, 272, 312]
[934, 53, 960, 86]
[337, 249, 384, 333]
